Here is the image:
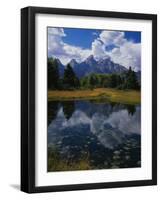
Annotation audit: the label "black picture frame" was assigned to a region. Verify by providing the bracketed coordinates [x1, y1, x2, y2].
[21, 6, 157, 193]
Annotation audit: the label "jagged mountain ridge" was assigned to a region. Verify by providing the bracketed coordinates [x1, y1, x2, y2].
[56, 55, 128, 78]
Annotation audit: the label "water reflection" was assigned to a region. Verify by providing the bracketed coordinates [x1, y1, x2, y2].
[48, 100, 141, 171]
[62, 101, 75, 120]
[125, 104, 136, 116]
[48, 101, 59, 125]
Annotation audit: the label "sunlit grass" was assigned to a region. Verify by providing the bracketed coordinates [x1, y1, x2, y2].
[48, 147, 92, 172]
[48, 88, 140, 105]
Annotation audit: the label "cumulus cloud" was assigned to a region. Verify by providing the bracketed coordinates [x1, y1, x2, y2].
[99, 31, 126, 46]
[48, 28, 141, 71]
[48, 27, 91, 64]
[48, 28, 65, 57]
[108, 42, 141, 71]
[91, 30, 141, 71]
[91, 39, 107, 60]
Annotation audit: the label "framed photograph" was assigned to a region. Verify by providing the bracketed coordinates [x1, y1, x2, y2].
[21, 6, 157, 193]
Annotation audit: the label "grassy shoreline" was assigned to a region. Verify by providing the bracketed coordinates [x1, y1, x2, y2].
[48, 88, 140, 105]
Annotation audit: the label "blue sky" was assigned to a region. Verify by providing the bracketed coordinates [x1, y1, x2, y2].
[63, 28, 100, 49]
[62, 28, 141, 49]
[48, 27, 141, 71]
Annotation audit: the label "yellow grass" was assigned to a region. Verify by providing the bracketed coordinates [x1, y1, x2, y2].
[48, 148, 92, 172]
[48, 88, 141, 105]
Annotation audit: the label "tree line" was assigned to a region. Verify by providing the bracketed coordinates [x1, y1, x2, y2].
[48, 57, 140, 90]
[81, 68, 140, 90]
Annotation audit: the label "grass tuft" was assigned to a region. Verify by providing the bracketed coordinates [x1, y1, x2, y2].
[48, 147, 92, 172]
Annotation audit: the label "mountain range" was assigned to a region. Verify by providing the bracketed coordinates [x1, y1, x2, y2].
[55, 55, 140, 78]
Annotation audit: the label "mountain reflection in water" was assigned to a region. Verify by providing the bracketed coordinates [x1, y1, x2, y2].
[48, 100, 141, 171]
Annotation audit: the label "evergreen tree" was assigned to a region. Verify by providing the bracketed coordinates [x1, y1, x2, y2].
[79, 68, 140, 90]
[102, 78, 109, 87]
[80, 77, 88, 88]
[48, 57, 60, 89]
[109, 74, 117, 88]
[125, 67, 140, 89]
[116, 75, 122, 86]
[88, 74, 97, 88]
[63, 64, 80, 89]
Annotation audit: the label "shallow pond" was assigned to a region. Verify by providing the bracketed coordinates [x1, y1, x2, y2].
[48, 100, 141, 171]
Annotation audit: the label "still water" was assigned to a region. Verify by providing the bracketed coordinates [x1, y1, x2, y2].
[48, 100, 141, 171]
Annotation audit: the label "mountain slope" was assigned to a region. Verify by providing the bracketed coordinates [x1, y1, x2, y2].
[55, 58, 64, 76]
[69, 55, 127, 78]
[56, 55, 128, 78]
